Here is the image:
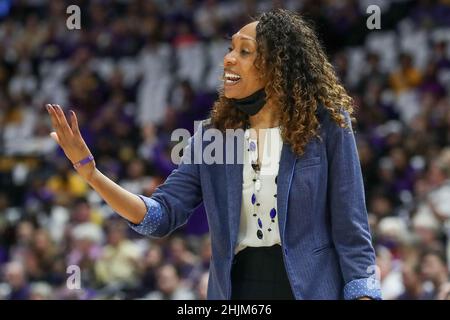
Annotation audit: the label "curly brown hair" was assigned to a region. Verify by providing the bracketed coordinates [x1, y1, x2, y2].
[210, 9, 355, 156]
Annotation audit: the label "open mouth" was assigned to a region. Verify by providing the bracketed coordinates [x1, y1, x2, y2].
[223, 72, 241, 85]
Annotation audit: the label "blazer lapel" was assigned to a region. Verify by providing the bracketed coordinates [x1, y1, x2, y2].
[277, 143, 297, 242]
[225, 131, 244, 253]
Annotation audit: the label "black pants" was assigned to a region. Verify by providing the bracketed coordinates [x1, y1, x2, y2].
[231, 245, 295, 300]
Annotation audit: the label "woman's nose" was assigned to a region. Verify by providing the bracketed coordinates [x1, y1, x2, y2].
[224, 52, 236, 66]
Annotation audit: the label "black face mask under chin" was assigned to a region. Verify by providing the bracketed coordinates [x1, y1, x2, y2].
[229, 88, 266, 116]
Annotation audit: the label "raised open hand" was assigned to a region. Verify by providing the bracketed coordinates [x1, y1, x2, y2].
[46, 104, 96, 181]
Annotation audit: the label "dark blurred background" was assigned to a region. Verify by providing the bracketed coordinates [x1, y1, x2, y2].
[0, 0, 450, 300]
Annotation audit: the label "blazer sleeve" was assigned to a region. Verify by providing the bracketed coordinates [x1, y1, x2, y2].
[127, 122, 204, 238]
[325, 109, 382, 300]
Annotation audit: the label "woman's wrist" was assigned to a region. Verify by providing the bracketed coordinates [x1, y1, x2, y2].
[75, 161, 97, 183]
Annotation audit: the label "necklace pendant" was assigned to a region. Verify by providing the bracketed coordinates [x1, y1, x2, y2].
[256, 229, 263, 239]
[270, 208, 277, 219]
[251, 162, 260, 172]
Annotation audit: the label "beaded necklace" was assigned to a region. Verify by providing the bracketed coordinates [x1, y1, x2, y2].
[244, 127, 279, 240]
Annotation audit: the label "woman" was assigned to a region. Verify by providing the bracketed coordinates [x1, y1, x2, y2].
[46, 9, 381, 300]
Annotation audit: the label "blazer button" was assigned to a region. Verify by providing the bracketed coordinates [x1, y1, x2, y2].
[284, 248, 288, 255]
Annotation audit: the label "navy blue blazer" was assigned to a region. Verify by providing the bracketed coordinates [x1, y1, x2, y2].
[129, 105, 382, 300]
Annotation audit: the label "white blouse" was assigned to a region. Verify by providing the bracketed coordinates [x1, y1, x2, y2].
[235, 127, 283, 254]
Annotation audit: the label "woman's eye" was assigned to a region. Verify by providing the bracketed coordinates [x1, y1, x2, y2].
[227, 47, 250, 55]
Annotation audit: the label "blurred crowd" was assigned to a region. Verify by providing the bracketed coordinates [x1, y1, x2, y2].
[1, 0, 450, 300]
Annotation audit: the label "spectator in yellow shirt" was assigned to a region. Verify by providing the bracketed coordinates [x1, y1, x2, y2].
[389, 53, 422, 94]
